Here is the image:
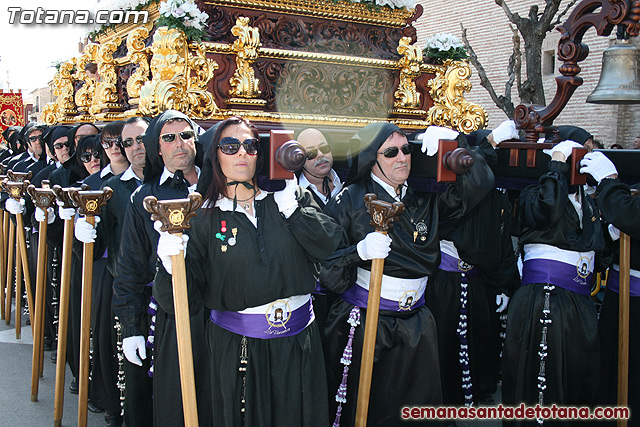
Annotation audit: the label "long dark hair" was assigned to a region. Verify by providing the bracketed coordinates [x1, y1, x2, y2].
[203, 116, 261, 208]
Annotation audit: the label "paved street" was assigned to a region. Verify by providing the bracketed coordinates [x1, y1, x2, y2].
[0, 302, 103, 427]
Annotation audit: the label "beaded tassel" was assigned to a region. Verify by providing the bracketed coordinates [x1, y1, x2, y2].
[51, 247, 59, 341]
[332, 306, 361, 427]
[146, 297, 158, 378]
[115, 316, 126, 416]
[536, 284, 554, 425]
[457, 279, 473, 406]
[239, 336, 248, 425]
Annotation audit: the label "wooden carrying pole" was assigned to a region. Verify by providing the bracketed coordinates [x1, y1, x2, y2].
[0, 209, 6, 320]
[27, 184, 56, 401]
[4, 218, 15, 325]
[69, 187, 112, 427]
[355, 194, 404, 427]
[617, 231, 631, 427]
[51, 185, 80, 427]
[144, 193, 203, 427]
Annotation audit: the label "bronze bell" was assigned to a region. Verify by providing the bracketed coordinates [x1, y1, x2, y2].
[587, 40, 640, 104]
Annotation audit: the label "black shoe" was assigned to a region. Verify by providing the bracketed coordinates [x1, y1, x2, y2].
[50, 350, 57, 362]
[69, 378, 78, 394]
[87, 400, 105, 414]
[43, 337, 53, 351]
[105, 410, 123, 427]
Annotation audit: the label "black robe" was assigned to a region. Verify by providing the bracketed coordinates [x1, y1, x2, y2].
[503, 160, 605, 422]
[113, 177, 212, 427]
[320, 142, 494, 427]
[153, 187, 340, 427]
[595, 179, 640, 427]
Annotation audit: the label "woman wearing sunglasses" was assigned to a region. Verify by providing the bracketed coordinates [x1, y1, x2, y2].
[153, 116, 341, 427]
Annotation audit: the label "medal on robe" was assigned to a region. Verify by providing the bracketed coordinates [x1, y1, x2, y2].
[414, 221, 428, 242]
[221, 245, 227, 253]
[228, 227, 238, 246]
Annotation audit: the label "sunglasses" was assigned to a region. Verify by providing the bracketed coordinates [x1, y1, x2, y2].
[28, 135, 43, 143]
[160, 130, 196, 143]
[305, 143, 331, 160]
[379, 144, 412, 158]
[101, 137, 119, 149]
[218, 137, 259, 156]
[80, 150, 100, 163]
[119, 135, 144, 148]
[53, 141, 70, 150]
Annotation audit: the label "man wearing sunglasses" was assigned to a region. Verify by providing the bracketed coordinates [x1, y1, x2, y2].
[296, 128, 343, 208]
[11, 123, 47, 172]
[320, 122, 494, 426]
[113, 111, 211, 427]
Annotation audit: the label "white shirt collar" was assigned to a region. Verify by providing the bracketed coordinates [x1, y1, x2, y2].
[100, 164, 113, 179]
[27, 149, 38, 163]
[159, 165, 201, 193]
[120, 165, 143, 182]
[298, 169, 343, 204]
[370, 172, 407, 201]
[55, 161, 62, 168]
[211, 190, 269, 227]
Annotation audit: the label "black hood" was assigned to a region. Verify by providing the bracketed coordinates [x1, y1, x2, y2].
[64, 134, 101, 183]
[194, 121, 221, 195]
[67, 123, 99, 156]
[556, 125, 592, 145]
[17, 123, 40, 151]
[143, 110, 203, 183]
[2, 126, 22, 152]
[345, 122, 402, 186]
[42, 125, 72, 160]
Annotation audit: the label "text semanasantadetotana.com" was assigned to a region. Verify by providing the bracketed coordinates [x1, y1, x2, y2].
[401, 404, 630, 420]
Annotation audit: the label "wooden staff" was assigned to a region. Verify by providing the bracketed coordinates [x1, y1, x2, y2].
[26, 182, 57, 402]
[355, 194, 404, 427]
[0, 208, 7, 321]
[68, 187, 112, 427]
[144, 193, 203, 427]
[4, 177, 35, 333]
[618, 230, 630, 427]
[4, 212, 15, 325]
[51, 185, 82, 427]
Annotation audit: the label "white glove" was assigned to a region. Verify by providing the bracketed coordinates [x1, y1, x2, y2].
[122, 335, 147, 366]
[154, 220, 188, 275]
[580, 151, 618, 184]
[273, 177, 299, 219]
[608, 224, 621, 241]
[35, 206, 55, 224]
[74, 216, 100, 244]
[543, 139, 583, 159]
[418, 126, 459, 156]
[58, 204, 76, 221]
[491, 120, 518, 144]
[496, 293, 510, 313]
[6, 197, 25, 215]
[356, 231, 392, 261]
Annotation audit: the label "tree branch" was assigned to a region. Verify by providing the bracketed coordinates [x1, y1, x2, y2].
[495, 0, 522, 28]
[537, 0, 563, 34]
[461, 24, 514, 118]
[550, 0, 578, 29]
[505, 25, 521, 110]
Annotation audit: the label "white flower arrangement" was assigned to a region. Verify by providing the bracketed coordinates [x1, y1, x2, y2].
[337, 0, 416, 10]
[423, 33, 468, 64]
[157, 0, 209, 40]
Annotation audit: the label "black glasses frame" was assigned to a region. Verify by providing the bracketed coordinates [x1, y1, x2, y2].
[218, 137, 259, 156]
[305, 142, 332, 160]
[379, 144, 412, 158]
[79, 150, 101, 163]
[53, 141, 70, 150]
[160, 130, 196, 143]
[119, 135, 144, 148]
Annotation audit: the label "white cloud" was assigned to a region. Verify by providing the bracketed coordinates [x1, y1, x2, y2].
[0, 0, 101, 93]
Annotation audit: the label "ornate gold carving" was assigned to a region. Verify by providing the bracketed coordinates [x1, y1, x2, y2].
[41, 103, 59, 126]
[139, 27, 219, 119]
[74, 43, 100, 120]
[393, 37, 422, 111]
[51, 60, 78, 123]
[202, 0, 416, 27]
[426, 60, 487, 133]
[229, 17, 265, 106]
[126, 27, 151, 106]
[91, 37, 123, 116]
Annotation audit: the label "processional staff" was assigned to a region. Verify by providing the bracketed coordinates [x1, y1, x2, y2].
[144, 192, 203, 427]
[26, 181, 57, 402]
[69, 187, 112, 427]
[0, 174, 7, 321]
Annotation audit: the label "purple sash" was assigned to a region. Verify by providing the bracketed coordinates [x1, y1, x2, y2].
[209, 298, 314, 339]
[607, 268, 640, 297]
[522, 258, 592, 296]
[438, 251, 478, 282]
[342, 283, 425, 312]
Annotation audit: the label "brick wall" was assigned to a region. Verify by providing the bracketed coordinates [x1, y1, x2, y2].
[414, 0, 640, 148]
